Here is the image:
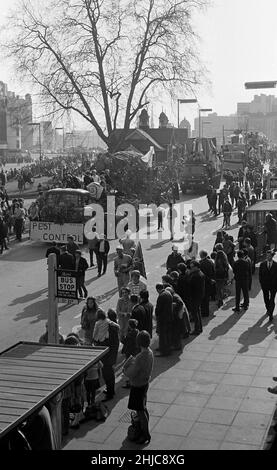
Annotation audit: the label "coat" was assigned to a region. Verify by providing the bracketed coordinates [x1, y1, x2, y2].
[59, 252, 75, 270]
[233, 258, 251, 282]
[75, 256, 89, 276]
[259, 261, 277, 290]
[155, 290, 173, 325]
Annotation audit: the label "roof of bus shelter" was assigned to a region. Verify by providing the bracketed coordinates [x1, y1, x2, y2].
[0, 342, 108, 439]
[246, 200, 277, 213]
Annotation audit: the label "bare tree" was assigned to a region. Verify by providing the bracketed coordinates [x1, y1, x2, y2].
[3, 0, 209, 151]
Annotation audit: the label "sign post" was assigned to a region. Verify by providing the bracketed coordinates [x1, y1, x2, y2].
[56, 269, 78, 305]
[47, 253, 59, 344]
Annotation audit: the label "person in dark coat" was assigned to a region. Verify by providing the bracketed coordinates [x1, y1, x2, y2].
[96, 233, 110, 277]
[138, 290, 153, 338]
[66, 235, 80, 258]
[59, 245, 75, 270]
[264, 213, 277, 250]
[165, 287, 185, 351]
[166, 246, 185, 273]
[0, 216, 8, 254]
[187, 261, 205, 335]
[259, 250, 277, 322]
[232, 250, 251, 313]
[155, 284, 173, 356]
[45, 242, 60, 265]
[199, 250, 215, 317]
[75, 250, 89, 298]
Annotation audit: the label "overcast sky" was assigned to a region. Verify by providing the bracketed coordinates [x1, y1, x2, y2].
[1, 0, 277, 129]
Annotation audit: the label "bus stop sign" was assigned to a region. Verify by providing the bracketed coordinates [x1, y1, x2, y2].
[56, 270, 78, 304]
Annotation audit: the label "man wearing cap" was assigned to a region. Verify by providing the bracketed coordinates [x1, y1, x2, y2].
[259, 250, 277, 322]
[166, 246, 185, 274]
[114, 246, 133, 294]
[96, 233, 110, 277]
[75, 250, 89, 298]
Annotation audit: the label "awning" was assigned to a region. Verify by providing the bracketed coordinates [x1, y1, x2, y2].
[0, 342, 108, 438]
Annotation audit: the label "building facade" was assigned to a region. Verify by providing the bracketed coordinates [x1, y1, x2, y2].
[193, 113, 239, 146]
[0, 81, 33, 159]
[237, 94, 277, 144]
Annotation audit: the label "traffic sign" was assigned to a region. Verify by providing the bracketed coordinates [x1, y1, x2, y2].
[56, 269, 78, 302]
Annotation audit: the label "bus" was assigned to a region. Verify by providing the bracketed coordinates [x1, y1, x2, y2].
[30, 188, 125, 244]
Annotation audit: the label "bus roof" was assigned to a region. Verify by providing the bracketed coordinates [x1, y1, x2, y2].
[46, 188, 90, 195]
[246, 200, 277, 213]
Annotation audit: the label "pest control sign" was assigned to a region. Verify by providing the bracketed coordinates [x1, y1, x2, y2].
[56, 269, 78, 303]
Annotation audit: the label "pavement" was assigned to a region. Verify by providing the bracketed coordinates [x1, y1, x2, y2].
[63, 275, 277, 451]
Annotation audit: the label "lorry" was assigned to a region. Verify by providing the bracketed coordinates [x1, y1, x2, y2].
[222, 133, 247, 172]
[180, 138, 222, 194]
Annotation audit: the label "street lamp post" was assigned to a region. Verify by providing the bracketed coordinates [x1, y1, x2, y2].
[28, 122, 42, 162]
[198, 109, 212, 139]
[177, 98, 197, 128]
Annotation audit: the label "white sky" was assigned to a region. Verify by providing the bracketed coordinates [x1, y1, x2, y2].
[1, 0, 277, 129]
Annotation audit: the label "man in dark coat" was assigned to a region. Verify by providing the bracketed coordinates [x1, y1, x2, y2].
[233, 250, 251, 313]
[264, 213, 277, 250]
[199, 250, 215, 317]
[96, 233, 110, 277]
[45, 242, 60, 265]
[155, 284, 173, 356]
[59, 245, 75, 270]
[166, 246, 185, 273]
[187, 261, 205, 335]
[75, 250, 89, 298]
[259, 250, 277, 322]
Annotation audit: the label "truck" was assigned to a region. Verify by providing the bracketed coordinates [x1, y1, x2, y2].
[222, 133, 247, 172]
[180, 138, 222, 194]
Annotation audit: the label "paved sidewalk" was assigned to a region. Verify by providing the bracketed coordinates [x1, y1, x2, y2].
[63, 277, 277, 451]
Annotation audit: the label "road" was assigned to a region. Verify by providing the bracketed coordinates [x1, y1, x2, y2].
[0, 192, 242, 351]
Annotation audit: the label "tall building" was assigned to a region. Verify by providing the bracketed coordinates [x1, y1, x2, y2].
[237, 94, 277, 144]
[193, 113, 239, 146]
[0, 81, 33, 158]
[237, 94, 277, 115]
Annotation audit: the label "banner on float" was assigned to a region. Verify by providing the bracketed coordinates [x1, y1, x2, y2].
[30, 222, 84, 244]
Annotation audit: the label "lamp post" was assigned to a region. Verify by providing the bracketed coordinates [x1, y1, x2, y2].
[55, 127, 65, 155]
[28, 122, 42, 162]
[198, 109, 212, 139]
[177, 98, 197, 128]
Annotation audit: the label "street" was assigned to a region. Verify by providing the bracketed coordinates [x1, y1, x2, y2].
[0, 192, 240, 350]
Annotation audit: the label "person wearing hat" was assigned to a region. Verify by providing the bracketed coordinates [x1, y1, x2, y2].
[166, 246, 185, 274]
[114, 245, 133, 295]
[95, 233, 110, 277]
[75, 250, 89, 298]
[259, 250, 277, 322]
